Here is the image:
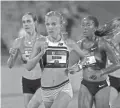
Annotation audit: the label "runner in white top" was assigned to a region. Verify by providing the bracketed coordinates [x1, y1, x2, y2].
[26, 11, 84, 108]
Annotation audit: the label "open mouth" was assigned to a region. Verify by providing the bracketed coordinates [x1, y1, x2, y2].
[25, 28, 30, 31]
[25, 27, 30, 30]
[49, 31, 54, 33]
[83, 32, 88, 36]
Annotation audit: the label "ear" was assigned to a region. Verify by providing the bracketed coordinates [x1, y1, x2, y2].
[34, 21, 37, 26]
[60, 24, 63, 30]
[94, 27, 97, 32]
[34, 21, 38, 28]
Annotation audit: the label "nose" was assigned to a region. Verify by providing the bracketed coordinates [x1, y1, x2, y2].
[23, 21, 29, 26]
[84, 25, 88, 29]
[84, 27, 88, 32]
[24, 22, 29, 26]
[48, 24, 53, 29]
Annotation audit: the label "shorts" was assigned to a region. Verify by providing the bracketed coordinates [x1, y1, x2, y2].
[109, 75, 120, 92]
[41, 79, 73, 102]
[81, 79, 108, 96]
[22, 77, 41, 94]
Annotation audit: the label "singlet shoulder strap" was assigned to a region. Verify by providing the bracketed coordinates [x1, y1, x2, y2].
[77, 38, 85, 49]
[77, 38, 84, 44]
[36, 35, 47, 42]
[15, 36, 25, 49]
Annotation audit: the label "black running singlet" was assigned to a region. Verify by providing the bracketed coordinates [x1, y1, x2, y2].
[39, 38, 69, 69]
[80, 39, 107, 70]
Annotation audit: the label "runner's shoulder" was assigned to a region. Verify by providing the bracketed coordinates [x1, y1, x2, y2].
[35, 35, 47, 47]
[12, 37, 23, 48]
[77, 38, 85, 47]
[36, 35, 46, 42]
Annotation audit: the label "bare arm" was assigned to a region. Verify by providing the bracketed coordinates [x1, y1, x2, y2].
[7, 49, 19, 68]
[7, 38, 20, 68]
[65, 39, 85, 74]
[114, 32, 120, 44]
[101, 40, 120, 76]
[66, 39, 85, 59]
[113, 33, 120, 54]
[26, 38, 47, 71]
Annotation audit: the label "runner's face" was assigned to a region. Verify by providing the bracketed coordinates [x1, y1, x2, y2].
[81, 18, 96, 38]
[22, 15, 35, 34]
[45, 16, 61, 39]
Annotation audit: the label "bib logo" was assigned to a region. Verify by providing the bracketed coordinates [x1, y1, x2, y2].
[54, 60, 59, 64]
[58, 43, 63, 46]
[52, 51, 55, 55]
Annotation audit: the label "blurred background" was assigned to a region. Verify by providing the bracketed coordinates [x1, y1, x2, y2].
[2, 1, 120, 65]
[1, 1, 120, 108]
[2, 1, 120, 64]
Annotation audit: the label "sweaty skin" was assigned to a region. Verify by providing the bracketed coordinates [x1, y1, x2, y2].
[8, 35, 41, 79]
[78, 37, 119, 82]
[26, 36, 84, 87]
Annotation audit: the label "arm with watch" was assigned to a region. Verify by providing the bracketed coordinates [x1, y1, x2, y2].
[65, 58, 84, 74]
[65, 38, 87, 74]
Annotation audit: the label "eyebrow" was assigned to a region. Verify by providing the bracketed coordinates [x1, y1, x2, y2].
[22, 19, 31, 22]
[46, 21, 57, 24]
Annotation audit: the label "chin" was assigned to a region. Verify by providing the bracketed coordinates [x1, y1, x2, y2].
[25, 29, 30, 33]
[84, 35, 89, 38]
[48, 33, 53, 36]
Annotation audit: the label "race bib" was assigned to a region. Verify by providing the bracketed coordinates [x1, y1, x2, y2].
[22, 47, 32, 61]
[86, 56, 96, 64]
[83, 56, 96, 66]
[45, 49, 68, 68]
[24, 50, 31, 58]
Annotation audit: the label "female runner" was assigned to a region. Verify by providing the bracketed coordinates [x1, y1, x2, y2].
[7, 12, 42, 108]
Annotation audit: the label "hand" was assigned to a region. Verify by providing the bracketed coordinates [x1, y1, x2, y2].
[9, 48, 17, 56]
[41, 42, 48, 53]
[21, 54, 29, 61]
[65, 64, 81, 74]
[65, 39, 76, 50]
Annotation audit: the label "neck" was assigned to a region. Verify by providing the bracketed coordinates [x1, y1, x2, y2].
[27, 30, 36, 38]
[86, 34, 96, 42]
[49, 34, 62, 42]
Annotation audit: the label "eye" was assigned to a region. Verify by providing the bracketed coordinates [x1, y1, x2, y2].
[22, 20, 25, 24]
[52, 22, 56, 26]
[46, 23, 50, 26]
[81, 24, 85, 27]
[87, 24, 90, 27]
[27, 20, 31, 23]
[86, 23, 91, 27]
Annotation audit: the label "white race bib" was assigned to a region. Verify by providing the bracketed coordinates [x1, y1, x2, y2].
[46, 50, 67, 64]
[86, 56, 96, 64]
[45, 49, 69, 68]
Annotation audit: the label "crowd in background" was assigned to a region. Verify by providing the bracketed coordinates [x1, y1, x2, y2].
[1, 1, 89, 57]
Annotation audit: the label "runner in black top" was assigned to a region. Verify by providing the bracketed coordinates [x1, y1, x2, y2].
[67, 16, 120, 108]
[95, 17, 120, 108]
